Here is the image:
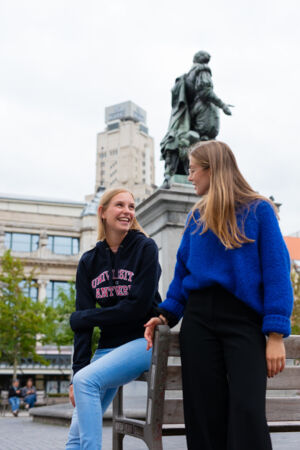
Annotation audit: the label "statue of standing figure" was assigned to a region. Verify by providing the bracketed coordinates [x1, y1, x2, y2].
[161, 51, 233, 189]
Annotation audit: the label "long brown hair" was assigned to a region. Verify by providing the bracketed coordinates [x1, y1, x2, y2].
[97, 188, 146, 241]
[188, 140, 277, 249]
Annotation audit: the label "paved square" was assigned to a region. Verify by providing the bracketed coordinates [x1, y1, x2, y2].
[0, 413, 299, 449]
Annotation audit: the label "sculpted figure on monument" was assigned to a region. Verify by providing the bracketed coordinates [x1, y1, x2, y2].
[161, 51, 232, 188]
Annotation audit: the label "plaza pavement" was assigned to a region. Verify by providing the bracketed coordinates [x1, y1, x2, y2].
[0, 412, 300, 450]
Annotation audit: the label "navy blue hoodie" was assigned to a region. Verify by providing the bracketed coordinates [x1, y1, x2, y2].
[70, 230, 161, 376]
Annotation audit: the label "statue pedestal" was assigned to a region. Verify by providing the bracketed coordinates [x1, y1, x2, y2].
[136, 185, 197, 299]
[169, 174, 191, 186]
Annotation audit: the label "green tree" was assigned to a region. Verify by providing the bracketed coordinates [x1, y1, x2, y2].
[0, 250, 55, 380]
[51, 282, 76, 347]
[53, 281, 100, 354]
[291, 264, 300, 334]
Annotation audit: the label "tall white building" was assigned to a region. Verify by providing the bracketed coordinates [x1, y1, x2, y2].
[95, 101, 155, 204]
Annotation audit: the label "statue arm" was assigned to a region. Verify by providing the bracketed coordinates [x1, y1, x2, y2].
[196, 72, 232, 115]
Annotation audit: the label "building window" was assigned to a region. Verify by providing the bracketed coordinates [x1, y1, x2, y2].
[100, 152, 106, 159]
[100, 161, 105, 167]
[46, 281, 70, 307]
[109, 149, 118, 156]
[20, 280, 38, 302]
[110, 169, 117, 177]
[139, 124, 148, 135]
[4, 232, 39, 252]
[107, 122, 120, 132]
[47, 236, 79, 255]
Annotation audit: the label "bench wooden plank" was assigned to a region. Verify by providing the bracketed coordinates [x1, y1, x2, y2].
[162, 398, 300, 426]
[168, 333, 181, 357]
[267, 367, 300, 390]
[162, 399, 184, 424]
[165, 366, 182, 390]
[285, 336, 300, 359]
[268, 421, 300, 433]
[164, 366, 300, 391]
[266, 397, 300, 421]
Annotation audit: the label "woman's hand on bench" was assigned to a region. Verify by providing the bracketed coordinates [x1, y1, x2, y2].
[144, 317, 163, 350]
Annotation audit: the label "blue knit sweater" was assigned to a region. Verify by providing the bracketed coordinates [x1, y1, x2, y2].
[160, 200, 293, 337]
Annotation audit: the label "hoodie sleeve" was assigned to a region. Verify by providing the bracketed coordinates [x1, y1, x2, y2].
[71, 258, 95, 376]
[70, 241, 160, 330]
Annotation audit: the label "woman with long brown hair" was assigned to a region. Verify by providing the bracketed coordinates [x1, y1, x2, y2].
[145, 140, 293, 450]
[66, 188, 161, 449]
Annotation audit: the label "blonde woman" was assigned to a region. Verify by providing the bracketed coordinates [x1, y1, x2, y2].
[66, 188, 161, 449]
[145, 141, 293, 450]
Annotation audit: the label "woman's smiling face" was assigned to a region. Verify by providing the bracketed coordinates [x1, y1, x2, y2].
[188, 156, 211, 196]
[100, 192, 135, 235]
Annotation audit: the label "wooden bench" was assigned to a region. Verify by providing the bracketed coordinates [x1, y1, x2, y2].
[0, 390, 47, 415]
[112, 326, 300, 450]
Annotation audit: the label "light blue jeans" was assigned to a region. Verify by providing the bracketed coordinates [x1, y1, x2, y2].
[65, 337, 152, 450]
[24, 393, 36, 408]
[9, 396, 20, 412]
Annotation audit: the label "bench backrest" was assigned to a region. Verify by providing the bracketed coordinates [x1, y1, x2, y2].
[0, 390, 8, 400]
[146, 327, 300, 426]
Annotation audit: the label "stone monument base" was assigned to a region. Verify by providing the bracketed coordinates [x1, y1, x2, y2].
[136, 184, 197, 299]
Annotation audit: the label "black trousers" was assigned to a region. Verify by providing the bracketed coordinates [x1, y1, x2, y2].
[179, 285, 272, 450]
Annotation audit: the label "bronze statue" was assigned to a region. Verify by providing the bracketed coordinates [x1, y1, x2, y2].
[161, 51, 232, 188]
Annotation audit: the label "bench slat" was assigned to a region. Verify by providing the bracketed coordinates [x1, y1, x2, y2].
[163, 399, 184, 424]
[267, 366, 300, 390]
[162, 398, 300, 424]
[165, 366, 182, 390]
[168, 334, 300, 359]
[285, 336, 300, 359]
[168, 333, 181, 356]
[164, 362, 300, 391]
[267, 421, 300, 433]
[266, 397, 300, 421]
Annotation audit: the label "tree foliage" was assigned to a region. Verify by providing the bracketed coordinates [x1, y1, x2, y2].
[52, 281, 100, 355]
[51, 282, 76, 347]
[55, 283, 101, 354]
[0, 250, 55, 380]
[291, 264, 300, 335]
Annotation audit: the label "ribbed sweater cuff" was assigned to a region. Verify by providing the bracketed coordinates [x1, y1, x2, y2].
[262, 314, 291, 338]
[156, 308, 178, 328]
[158, 299, 184, 325]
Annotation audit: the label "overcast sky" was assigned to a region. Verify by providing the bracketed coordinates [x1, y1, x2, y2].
[0, 0, 299, 235]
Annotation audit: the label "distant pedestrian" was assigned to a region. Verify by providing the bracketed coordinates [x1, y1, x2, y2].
[8, 379, 21, 417]
[21, 378, 37, 410]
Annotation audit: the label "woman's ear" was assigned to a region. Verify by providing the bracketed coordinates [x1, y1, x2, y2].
[98, 205, 104, 221]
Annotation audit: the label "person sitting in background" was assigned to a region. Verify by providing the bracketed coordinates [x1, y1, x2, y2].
[8, 379, 22, 417]
[21, 378, 37, 410]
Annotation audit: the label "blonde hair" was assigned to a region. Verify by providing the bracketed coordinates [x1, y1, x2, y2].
[97, 188, 146, 241]
[188, 140, 277, 249]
